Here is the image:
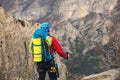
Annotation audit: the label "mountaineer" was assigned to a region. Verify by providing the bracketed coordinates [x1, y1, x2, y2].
[29, 22, 69, 80]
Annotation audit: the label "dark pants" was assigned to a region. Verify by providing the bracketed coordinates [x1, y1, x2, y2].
[37, 60, 58, 80]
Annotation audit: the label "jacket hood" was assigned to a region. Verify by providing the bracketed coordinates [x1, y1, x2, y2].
[33, 22, 50, 39]
[40, 22, 51, 31]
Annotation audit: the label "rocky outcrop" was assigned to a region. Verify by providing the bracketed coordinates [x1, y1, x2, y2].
[82, 68, 120, 80]
[0, 7, 35, 80]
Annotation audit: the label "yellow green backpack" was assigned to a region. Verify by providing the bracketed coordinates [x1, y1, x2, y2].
[29, 38, 42, 62]
[29, 36, 52, 62]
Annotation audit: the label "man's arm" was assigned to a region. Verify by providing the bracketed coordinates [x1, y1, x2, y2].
[51, 36, 68, 59]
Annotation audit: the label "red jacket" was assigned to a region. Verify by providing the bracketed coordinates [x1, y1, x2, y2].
[50, 36, 68, 59]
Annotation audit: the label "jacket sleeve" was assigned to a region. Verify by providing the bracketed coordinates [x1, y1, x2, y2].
[52, 36, 68, 59]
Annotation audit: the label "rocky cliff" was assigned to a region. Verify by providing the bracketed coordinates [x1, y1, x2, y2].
[0, 0, 120, 80]
[0, 7, 34, 80]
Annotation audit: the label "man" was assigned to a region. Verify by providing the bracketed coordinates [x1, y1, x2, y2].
[29, 22, 69, 80]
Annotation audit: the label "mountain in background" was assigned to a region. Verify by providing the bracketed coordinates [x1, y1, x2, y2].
[0, 0, 120, 80]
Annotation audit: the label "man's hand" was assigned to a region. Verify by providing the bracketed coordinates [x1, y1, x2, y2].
[66, 52, 70, 59]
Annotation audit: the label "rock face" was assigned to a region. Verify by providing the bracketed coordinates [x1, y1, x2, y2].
[0, 0, 120, 80]
[0, 7, 34, 80]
